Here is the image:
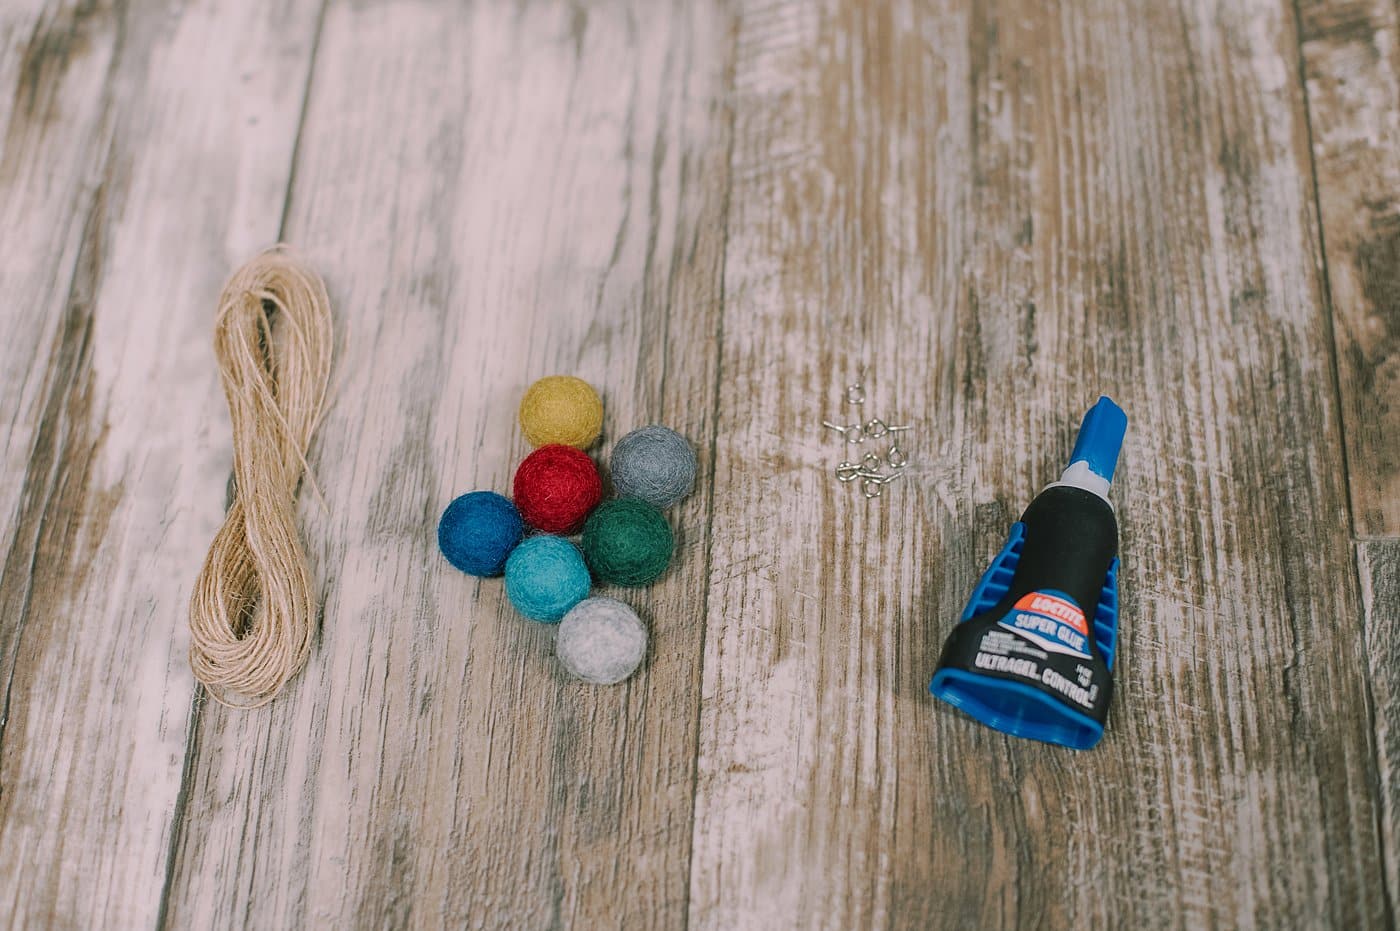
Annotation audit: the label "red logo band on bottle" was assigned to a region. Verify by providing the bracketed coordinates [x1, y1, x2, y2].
[1002, 591, 1091, 657]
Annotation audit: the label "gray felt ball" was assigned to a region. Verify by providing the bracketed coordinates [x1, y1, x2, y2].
[610, 425, 697, 509]
[555, 597, 648, 685]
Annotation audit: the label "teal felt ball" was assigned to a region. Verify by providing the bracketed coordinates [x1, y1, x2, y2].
[581, 498, 674, 587]
[437, 491, 523, 577]
[504, 535, 592, 622]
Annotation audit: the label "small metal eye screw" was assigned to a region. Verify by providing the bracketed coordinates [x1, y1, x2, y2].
[845, 367, 867, 406]
[863, 419, 912, 439]
[822, 421, 866, 444]
[835, 462, 863, 482]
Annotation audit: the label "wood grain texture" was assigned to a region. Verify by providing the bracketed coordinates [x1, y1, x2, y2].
[1297, 0, 1400, 536]
[0, 0, 1396, 928]
[0, 0, 122, 729]
[0, 0, 324, 926]
[690, 0, 1388, 927]
[160, 2, 732, 928]
[1359, 540, 1400, 914]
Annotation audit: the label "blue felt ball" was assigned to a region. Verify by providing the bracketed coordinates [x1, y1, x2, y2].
[438, 491, 523, 577]
[504, 535, 592, 623]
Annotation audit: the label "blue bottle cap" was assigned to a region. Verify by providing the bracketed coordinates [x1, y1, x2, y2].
[1067, 396, 1127, 483]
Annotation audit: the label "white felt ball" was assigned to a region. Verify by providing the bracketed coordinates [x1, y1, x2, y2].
[555, 597, 648, 685]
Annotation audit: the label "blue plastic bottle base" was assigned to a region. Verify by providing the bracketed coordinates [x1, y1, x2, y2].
[929, 669, 1105, 750]
[929, 521, 1121, 751]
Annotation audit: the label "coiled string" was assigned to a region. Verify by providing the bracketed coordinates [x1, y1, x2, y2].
[189, 247, 333, 707]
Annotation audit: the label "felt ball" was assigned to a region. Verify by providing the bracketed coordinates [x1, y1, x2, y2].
[610, 425, 697, 509]
[504, 535, 592, 622]
[581, 498, 674, 587]
[437, 491, 523, 577]
[519, 375, 604, 449]
[555, 597, 648, 685]
[513, 444, 602, 533]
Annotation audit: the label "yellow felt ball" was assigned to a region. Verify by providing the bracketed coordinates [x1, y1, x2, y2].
[519, 375, 604, 449]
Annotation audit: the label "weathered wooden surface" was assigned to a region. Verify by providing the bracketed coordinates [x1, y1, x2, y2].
[1359, 540, 1400, 914]
[693, 1, 1386, 927]
[1300, 2, 1400, 917]
[0, 0, 1395, 929]
[159, 3, 731, 928]
[1299, 0, 1400, 536]
[0, 0, 323, 926]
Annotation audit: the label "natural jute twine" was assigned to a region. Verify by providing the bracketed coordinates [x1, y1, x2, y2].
[189, 247, 333, 707]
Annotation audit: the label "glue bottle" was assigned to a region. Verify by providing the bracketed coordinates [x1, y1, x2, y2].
[929, 396, 1127, 750]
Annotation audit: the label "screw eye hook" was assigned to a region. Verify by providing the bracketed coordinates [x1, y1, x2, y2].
[845, 367, 867, 406]
[862, 419, 913, 440]
[822, 420, 866, 444]
[825, 369, 913, 500]
[835, 462, 863, 482]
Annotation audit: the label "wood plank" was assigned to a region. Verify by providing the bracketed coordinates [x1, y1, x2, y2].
[1359, 540, 1400, 914]
[0, 0, 117, 450]
[1297, 0, 1400, 536]
[160, 2, 733, 927]
[0, 0, 122, 690]
[0, 0, 324, 925]
[690, 0, 1388, 927]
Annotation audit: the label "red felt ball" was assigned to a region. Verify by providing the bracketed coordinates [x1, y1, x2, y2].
[513, 444, 603, 533]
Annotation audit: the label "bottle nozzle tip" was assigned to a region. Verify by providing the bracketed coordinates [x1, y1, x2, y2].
[1069, 396, 1128, 483]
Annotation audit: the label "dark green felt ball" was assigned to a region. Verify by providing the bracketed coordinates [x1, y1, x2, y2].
[582, 498, 674, 586]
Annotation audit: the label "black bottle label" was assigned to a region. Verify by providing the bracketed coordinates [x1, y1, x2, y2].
[932, 485, 1121, 742]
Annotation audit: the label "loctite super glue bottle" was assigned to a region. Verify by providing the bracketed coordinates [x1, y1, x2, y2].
[929, 397, 1127, 750]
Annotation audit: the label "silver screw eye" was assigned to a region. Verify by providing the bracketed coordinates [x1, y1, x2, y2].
[835, 462, 863, 482]
[844, 367, 867, 406]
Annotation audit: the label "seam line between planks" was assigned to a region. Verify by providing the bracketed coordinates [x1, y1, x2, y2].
[153, 688, 205, 931]
[1285, 0, 1361, 539]
[680, 13, 741, 930]
[1287, 2, 1397, 926]
[275, 0, 334, 243]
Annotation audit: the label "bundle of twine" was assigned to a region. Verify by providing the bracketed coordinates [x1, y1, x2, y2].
[189, 247, 333, 707]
